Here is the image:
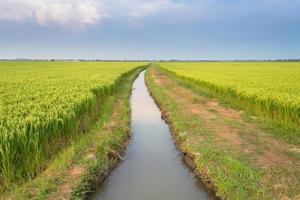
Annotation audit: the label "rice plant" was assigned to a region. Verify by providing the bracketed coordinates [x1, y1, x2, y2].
[160, 62, 300, 128]
[0, 61, 144, 187]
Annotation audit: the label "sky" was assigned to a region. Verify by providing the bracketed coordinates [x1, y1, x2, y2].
[0, 0, 300, 60]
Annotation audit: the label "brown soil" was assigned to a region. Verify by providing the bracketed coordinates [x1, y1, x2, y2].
[54, 166, 85, 200]
[257, 151, 293, 168]
[70, 166, 84, 176]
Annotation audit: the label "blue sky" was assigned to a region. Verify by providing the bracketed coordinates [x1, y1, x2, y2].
[0, 0, 299, 60]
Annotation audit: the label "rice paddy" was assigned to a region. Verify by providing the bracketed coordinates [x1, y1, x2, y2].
[0, 61, 143, 188]
[160, 62, 300, 128]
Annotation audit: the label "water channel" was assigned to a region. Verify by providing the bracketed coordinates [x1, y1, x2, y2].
[90, 71, 215, 200]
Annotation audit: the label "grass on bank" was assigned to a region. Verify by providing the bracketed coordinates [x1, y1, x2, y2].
[1, 66, 145, 200]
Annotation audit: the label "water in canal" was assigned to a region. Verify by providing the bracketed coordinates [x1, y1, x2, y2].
[90, 71, 215, 200]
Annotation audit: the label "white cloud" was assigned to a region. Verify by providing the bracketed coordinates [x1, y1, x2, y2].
[0, 0, 109, 29]
[0, 0, 191, 30]
[104, 0, 191, 18]
[125, 0, 187, 18]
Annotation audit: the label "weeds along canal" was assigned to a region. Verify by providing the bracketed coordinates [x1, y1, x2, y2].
[90, 71, 215, 200]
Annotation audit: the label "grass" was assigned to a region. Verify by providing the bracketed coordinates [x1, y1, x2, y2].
[0, 65, 145, 199]
[195, 147, 263, 200]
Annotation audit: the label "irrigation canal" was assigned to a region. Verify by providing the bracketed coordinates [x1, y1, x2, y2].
[90, 71, 215, 200]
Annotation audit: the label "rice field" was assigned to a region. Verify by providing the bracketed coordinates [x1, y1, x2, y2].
[0, 61, 143, 187]
[160, 62, 300, 128]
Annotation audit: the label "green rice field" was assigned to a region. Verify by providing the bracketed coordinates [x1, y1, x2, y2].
[0, 61, 143, 187]
[160, 62, 300, 128]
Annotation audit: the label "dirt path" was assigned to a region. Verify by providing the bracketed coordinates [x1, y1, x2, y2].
[148, 67, 300, 200]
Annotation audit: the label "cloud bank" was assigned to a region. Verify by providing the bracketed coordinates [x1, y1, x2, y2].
[0, 0, 108, 29]
[0, 0, 299, 30]
[0, 0, 190, 29]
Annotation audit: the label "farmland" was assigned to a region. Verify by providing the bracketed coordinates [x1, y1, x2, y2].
[0, 61, 144, 188]
[160, 62, 300, 135]
[1, 61, 300, 200]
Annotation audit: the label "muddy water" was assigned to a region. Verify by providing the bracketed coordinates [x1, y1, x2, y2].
[90, 71, 215, 200]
